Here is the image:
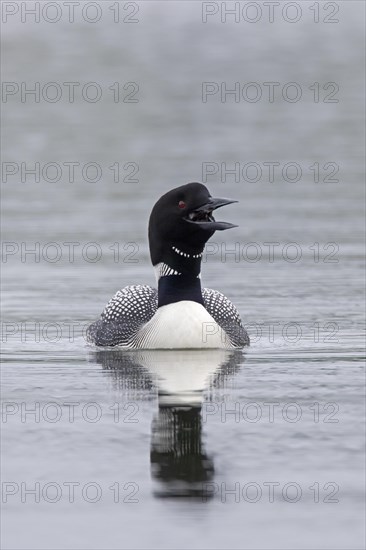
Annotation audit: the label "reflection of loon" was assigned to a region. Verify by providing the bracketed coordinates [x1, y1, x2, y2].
[87, 183, 249, 349]
[151, 405, 214, 498]
[93, 349, 244, 498]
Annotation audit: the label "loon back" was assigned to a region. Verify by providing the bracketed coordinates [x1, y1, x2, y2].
[86, 284, 249, 349]
[87, 182, 250, 349]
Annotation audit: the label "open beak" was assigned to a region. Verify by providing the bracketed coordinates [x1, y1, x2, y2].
[184, 197, 238, 231]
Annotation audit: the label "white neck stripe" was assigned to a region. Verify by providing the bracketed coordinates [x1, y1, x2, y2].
[172, 246, 203, 259]
[153, 262, 201, 283]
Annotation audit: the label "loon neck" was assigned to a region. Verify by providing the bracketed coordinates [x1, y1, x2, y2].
[153, 244, 205, 307]
[158, 275, 203, 308]
[153, 244, 204, 280]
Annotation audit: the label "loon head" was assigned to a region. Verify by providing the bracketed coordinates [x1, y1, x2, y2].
[149, 182, 237, 280]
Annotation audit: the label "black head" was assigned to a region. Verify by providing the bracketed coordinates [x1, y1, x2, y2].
[148, 182, 237, 270]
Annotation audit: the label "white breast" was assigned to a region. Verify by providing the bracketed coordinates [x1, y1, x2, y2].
[135, 301, 232, 349]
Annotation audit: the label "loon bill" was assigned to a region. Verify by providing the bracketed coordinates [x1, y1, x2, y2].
[87, 182, 250, 349]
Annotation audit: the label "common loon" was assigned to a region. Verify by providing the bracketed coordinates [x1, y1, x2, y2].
[87, 182, 249, 349]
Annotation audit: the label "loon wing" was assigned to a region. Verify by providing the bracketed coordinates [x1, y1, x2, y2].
[86, 285, 158, 347]
[202, 288, 250, 348]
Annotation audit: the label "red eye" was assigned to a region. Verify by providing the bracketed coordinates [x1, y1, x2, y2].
[178, 200, 186, 209]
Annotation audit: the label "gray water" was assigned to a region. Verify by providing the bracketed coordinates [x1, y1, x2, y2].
[1, 2, 365, 549]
